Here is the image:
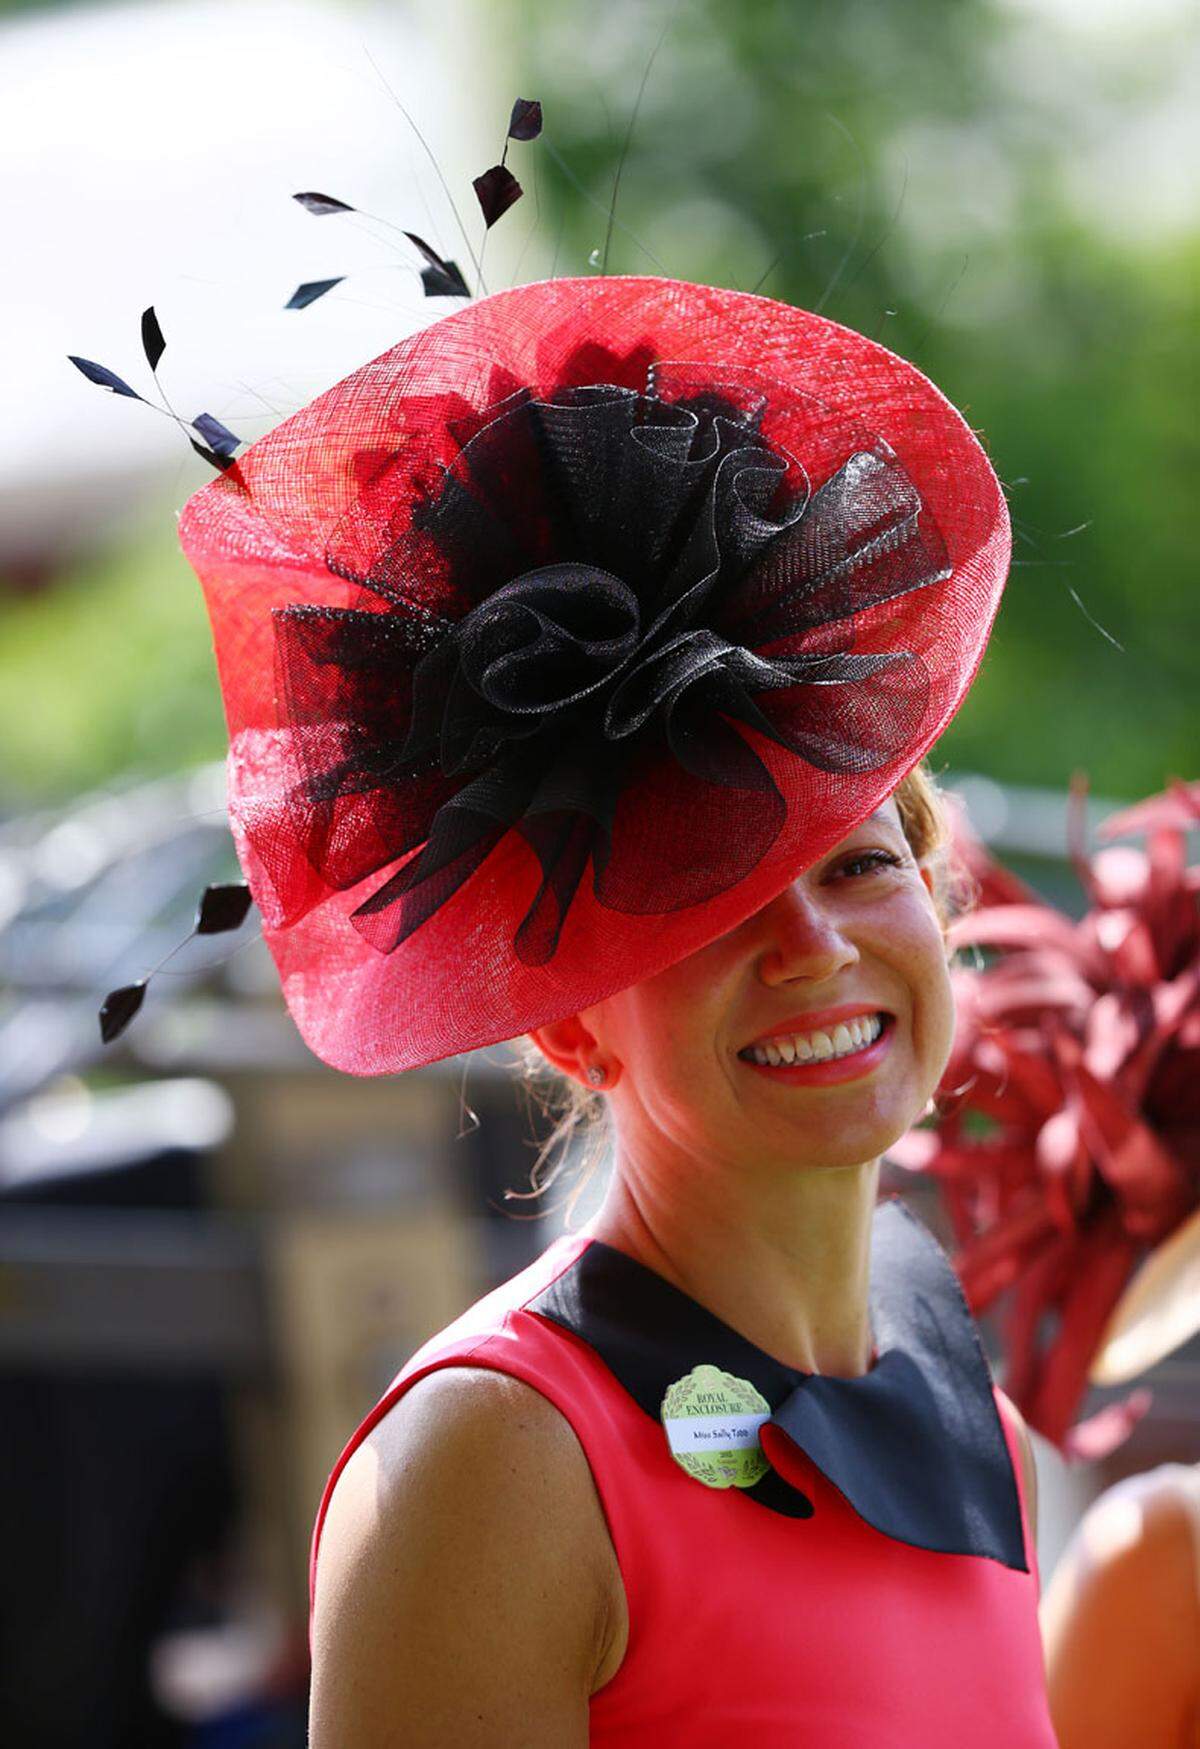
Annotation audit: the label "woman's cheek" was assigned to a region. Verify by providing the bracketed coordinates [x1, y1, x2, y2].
[886, 902, 955, 1077]
[915, 936, 956, 1092]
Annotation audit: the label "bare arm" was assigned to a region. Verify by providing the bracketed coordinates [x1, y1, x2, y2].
[309, 1367, 625, 1748]
[1040, 1478, 1200, 1749]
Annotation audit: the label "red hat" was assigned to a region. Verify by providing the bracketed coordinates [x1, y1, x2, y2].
[177, 274, 1009, 1075]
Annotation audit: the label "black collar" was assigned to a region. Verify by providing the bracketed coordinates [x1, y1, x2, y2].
[527, 1195, 1028, 1571]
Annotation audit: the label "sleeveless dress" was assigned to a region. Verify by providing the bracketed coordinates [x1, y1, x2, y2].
[310, 1195, 1059, 1746]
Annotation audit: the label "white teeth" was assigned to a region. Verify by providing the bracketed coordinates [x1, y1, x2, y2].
[746, 1014, 886, 1067]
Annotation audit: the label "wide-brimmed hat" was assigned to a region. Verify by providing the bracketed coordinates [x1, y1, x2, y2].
[1089, 1203, 1200, 1387]
[176, 273, 1010, 1075]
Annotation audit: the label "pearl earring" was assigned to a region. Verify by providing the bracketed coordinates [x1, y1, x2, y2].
[586, 1064, 607, 1087]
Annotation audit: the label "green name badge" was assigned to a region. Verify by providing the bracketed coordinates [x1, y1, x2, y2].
[660, 1363, 771, 1490]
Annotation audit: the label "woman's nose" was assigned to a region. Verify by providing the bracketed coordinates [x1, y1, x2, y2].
[756, 887, 860, 987]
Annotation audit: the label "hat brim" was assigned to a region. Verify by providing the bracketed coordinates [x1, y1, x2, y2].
[1088, 1203, 1200, 1385]
[179, 275, 1010, 1075]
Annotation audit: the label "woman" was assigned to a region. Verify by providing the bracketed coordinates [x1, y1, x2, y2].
[1038, 803, 1200, 1749]
[176, 276, 1056, 1742]
[1041, 1460, 1200, 1746]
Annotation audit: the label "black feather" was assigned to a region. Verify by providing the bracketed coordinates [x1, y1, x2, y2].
[68, 356, 142, 399]
[99, 981, 147, 1043]
[195, 882, 254, 934]
[141, 306, 166, 373]
[508, 98, 543, 141]
[285, 277, 346, 310]
[472, 164, 522, 228]
[293, 191, 356, 216]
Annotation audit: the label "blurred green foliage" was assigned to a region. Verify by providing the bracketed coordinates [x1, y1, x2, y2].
[505, 0, 1198, 796]
[0, 521, 226, 806]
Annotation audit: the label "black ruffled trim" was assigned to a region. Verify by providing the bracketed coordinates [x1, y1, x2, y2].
[271, 369, 950, 964]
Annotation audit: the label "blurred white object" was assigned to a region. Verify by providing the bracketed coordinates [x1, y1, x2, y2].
[148, 1605, 289, 1724]
[0, 1074, 234, 1186]
[0, 0, 503, 569]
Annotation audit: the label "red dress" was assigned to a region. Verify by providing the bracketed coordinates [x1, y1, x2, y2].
[310, 1196, 1059, 1745]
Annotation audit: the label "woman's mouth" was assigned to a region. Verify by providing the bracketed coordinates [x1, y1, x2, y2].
[737, 1012, 894, 1085]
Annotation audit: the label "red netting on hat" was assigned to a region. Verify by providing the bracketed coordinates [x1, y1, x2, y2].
[179, 276, 1009, 1075]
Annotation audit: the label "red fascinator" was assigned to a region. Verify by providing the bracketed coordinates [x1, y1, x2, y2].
[177, 275, 1009, 1075]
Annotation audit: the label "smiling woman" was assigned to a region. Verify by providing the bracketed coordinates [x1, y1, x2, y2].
[173, 272, 1055, 1744]
[517, 760, 958, 1216]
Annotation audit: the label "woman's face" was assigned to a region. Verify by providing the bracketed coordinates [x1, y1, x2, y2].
[575, 797, 955, 1176]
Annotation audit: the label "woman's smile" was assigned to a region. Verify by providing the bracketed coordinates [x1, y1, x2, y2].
[737, 1009, 896, 1086]
[533, 790, 955, 1179]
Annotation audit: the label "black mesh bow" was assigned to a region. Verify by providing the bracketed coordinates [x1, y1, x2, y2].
[270, 373, 950, 965]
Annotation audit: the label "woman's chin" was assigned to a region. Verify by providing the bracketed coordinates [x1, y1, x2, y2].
[736, 1036, 941, 1174]
[756, 1097, 931, 1175]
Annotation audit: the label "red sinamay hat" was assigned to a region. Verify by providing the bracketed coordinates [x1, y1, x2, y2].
[177, 274, 1010, 1075]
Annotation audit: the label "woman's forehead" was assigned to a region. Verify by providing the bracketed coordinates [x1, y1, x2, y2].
[855, 798, 903, 831]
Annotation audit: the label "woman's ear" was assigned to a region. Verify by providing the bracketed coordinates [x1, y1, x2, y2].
[526, 1013, 599, 1087]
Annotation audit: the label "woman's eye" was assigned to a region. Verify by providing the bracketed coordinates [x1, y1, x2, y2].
[837, 849, 904, 879]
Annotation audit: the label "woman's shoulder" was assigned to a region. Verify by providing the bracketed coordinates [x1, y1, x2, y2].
[309, 1229, 600, 1590]
[333, 1358, 600, 1501]
[316, 1227, 595, 1516]
[309, 1362, 624, 1744]
[308, 1226, 633, 1741]
[1064, 1460, 1200, 1572]
[319, 1361, 610, 1592]
[1040, 1462, 1200, 1745]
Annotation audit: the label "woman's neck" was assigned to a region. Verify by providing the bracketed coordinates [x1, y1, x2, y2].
[584, 1150, 881, 1379]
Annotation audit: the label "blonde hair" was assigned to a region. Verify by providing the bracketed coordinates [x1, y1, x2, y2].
[510, 761, 963, 1223]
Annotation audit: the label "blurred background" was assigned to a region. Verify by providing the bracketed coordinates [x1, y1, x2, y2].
[2, 0, 1197, 1741]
